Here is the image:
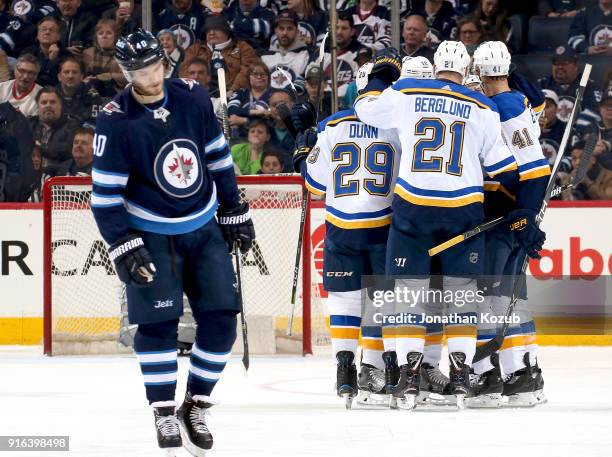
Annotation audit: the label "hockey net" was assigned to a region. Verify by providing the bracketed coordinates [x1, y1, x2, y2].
[43, 175, 329, 356]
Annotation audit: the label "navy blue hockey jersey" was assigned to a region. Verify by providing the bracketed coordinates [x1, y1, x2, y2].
[91, 78, 239, 245]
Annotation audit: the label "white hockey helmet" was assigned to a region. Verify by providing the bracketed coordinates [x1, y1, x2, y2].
[356, 62, 374, 94]
[473, 41, 511, 77]
[433, 41, 471, 77]
[463, 74, 483, 92]
[400, 56, 434, 79]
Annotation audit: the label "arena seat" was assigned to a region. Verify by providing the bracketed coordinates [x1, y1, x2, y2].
[528, 16, 573, 53]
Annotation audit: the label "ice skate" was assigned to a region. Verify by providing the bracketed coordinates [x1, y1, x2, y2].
[448, 352, 471, 409]
[391, 352, 423, 410]
[382, 351, 400, 409]
[417, 363, 454, 407]
[503, 354, 537, 407]
[466, 353, 504, 408]
[336, 351, 357, 409]
[152, 401, 182, 456]
[533, 359, 547, 404]
[356, 364, 388, 407]
[178, 393, 214, 456]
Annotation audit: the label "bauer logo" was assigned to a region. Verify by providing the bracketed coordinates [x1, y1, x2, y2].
[154, 139, 203, 198]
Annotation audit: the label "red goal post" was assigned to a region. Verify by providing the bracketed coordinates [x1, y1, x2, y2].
[43, 175, 327, 356]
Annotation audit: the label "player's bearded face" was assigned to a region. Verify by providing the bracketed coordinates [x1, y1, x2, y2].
[130, 60, 165, 96]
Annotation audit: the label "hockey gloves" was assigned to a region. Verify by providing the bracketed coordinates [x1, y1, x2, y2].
[293, 128, 318, 173]
[218, 202, 255, 255]
[291, 101, 317, 133]
[108, 234, 157, 286]
[369, 48, 402, 87]
[505, 209, 546, 259]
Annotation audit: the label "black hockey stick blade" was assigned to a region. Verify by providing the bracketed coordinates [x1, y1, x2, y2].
[550, 132, 598, 198]
[233, 243, 249, 371]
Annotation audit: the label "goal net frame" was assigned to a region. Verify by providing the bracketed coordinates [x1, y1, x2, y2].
[43, 175, 319, 356]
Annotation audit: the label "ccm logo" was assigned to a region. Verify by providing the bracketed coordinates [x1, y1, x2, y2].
[326, 271, 353, 277]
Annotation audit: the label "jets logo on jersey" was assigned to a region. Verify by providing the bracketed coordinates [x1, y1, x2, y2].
[170, 24, 195, 50]
[556, 95, 575, 123]
[180, 78, 198, 90]
[11, 0, 32, 16]
[102, 101, 123, 115]
[154, 139, 203, 198]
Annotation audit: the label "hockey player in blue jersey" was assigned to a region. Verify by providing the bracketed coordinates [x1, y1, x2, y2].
[470, 42, 549, 408]
[90, 29, 254, 456]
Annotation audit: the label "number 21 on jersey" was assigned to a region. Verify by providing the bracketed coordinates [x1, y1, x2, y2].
[412, 118, 465, 176]
[332, 142, 395, 197]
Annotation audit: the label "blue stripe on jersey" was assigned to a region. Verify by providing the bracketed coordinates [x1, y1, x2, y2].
[305, 173, 326, 193]
[90, 193, 125, 207]
[397, 178, 483, 198]
[317, 108, 357, 133]
[92, 168, 129, 187]
[329, 315, 361, 327]
[205, 132, 227, 155]
[484, 156, 516, 173]
[518, 158, 549, 173]
[325, 205, 392, 221]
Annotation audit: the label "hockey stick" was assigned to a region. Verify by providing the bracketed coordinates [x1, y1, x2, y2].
[233, 243, 250, 371]
[214, 50, 231, 140]
[473, 64, 593, 363]
[315, 32, 329, 123]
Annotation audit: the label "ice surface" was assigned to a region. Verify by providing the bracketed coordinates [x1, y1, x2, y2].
[2, 346, 612, 457]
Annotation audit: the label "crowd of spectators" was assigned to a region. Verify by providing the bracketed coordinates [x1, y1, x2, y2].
[0, 0, 610, 202]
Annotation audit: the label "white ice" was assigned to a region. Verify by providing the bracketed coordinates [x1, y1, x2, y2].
[2, 346, 612, 457]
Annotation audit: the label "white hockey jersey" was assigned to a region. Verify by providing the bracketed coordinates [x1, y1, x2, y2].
[304, 108, 401, 244]
[354, 78, 517, 220]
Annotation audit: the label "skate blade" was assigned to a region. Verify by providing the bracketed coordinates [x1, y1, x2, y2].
[162, 449, 179, 457]
[534, 389, 548, 405]
[342, 392, 355, 410]
[396, 394, 417, 410]
[504, 392, 537, 408]
[355, 391, 390, 408]
[416, 391, 455, 407]
[465, 393, 504, 409]
[179, 427, 208, 457]
[388, 396, 399, 410]
[455, 394, 466, 410]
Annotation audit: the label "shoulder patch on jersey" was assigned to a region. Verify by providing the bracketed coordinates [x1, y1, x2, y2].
[307, 145, 320, 164]
[102, 101, 123, 115]
[494, 91, 528, 122]
[179, 78, 199, 90]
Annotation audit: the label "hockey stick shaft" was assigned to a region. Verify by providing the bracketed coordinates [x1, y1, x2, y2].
[233, 243, 249, 371]
[428, 216, 504, 256]
[473, 64, 593, 363]
[217, 64, 231, 140]
[287, 186, 309, 336]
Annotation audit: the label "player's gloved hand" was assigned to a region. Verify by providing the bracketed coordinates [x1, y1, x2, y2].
[218, 202, 255, 255]
[293, 128, 318, 173]
[504, 209, 546, 259]
[211, 50, 225, 73]
[108, 234, 157, 286]
[291, 101, 317, 133]
[232, 16, 254, 35]
[370, 47, 402, 86]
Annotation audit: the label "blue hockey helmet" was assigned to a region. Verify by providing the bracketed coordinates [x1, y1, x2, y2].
[115, 28, 164, 72]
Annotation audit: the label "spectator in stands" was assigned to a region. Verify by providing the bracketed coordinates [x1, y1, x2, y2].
[56, 0, 97, 55]
[223, 0, 276, 54]
[267, 88, 295, 168]
[539, 0, 579, 18]
[185, 57, 222, 116]
[538, 46, 602, 126]
[81, 19, 126, 98]
[0, 53, 41, 116]
[180, 15, 260, 94]
[156, 0, 208, 49]
[227, 63, 272, 136]
[403, 0, 458, 42]
[158, 29, 184, 78]
[0, 49, 10, 82]
[259, 149, 284, 174]
[346, 0, 391, 51]
[568, 138, 612, 200]
[568, 0, 612, 56]
[102, 0, 142, 36]
[287, 0, 328, 46]
[65, 125, 94, 175]
[21, 17, 69, 86]
[231, 118, 273, 174]
[304, 65, 331, 119]
[457, 16, 484, 55]
[57, 57, 101, 125]
[262, 11, 310, 78]
[30, 86, 79, 170]
[472, 0, 511, 44]
[401, 15, 435, 61]
[539, 89, 567, 165]
[0, 100, 35, 201]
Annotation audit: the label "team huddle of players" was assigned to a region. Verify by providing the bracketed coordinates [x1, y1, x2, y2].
[294, 40, 550, 410]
